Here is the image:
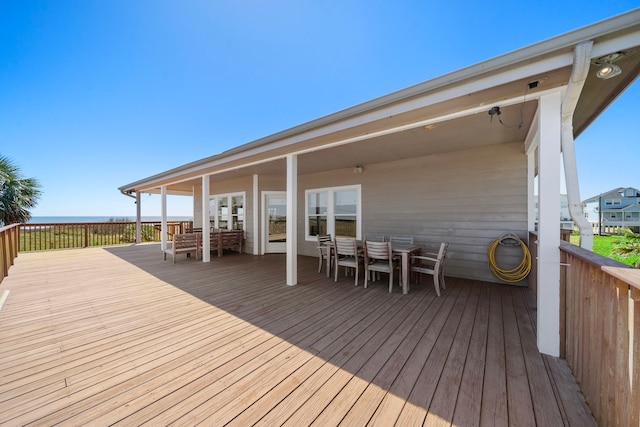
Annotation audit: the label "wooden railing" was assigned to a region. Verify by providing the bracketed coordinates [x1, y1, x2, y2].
[559, 242, 639, 426]
[1, 223, 20, 284]
[18, 221, 193, 252]
[529, 231, 640, 426]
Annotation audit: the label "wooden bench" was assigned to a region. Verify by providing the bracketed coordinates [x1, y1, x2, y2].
[175, 229, 244, 259]
[200, 230, 244, 257]
[218, 230, 243, 256]
[163, 233, 201, 263]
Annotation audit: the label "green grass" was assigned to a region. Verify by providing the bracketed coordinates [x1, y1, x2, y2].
[570, 234, 640, 268]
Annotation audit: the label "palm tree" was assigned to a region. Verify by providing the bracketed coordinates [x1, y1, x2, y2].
[0, 155, 42, 226]
[611, 228, 640, 268]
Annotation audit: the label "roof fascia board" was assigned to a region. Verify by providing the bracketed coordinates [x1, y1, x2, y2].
[130, 87, 564, 193]
[120, 9, 640, 193]
[219, 9, 640, 153]
[120, 54, 571, 193]
[222, 8, 640, 148]
[592, 30, 640, 58]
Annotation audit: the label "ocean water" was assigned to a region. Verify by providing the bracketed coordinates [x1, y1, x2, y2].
[28, 216, 193, 224]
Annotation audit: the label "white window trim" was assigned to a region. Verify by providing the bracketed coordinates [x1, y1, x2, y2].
[210, 191, 246, 230]
[305, 184, 361, 241]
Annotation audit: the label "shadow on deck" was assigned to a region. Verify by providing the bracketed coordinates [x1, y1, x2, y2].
[0, 243, 594, 426]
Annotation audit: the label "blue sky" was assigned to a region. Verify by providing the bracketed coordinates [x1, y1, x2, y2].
[1, 1, 638, 217]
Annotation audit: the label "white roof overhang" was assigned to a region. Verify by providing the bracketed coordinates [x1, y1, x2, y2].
[119, 9, 640, 195]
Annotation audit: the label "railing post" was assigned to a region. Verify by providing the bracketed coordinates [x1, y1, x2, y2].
[1, 224, 21, 284]
[84, 224, 89, 248]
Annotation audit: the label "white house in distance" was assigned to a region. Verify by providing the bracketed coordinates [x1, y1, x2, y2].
[119, 9, 640, 356]
[583, 186, 640, 234]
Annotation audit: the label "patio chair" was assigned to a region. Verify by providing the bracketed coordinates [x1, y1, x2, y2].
[410, 242, 449, 296]
[364, 241, 400, 293]
[316, 234, 333, 274]
[364, 234, 386, 242]
[334, 237, 363, 286]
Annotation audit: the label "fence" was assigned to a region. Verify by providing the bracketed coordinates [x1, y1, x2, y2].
[529, 233, 639, 426]
[1, 224, 20, 284]
[18, 221, 193, 252]
[560, 243, 639, 426]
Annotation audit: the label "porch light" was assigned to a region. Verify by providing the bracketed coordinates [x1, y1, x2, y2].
[353, 165, 364, 173]
[593, 51, 624, 80]
[596, 62, 621, 79]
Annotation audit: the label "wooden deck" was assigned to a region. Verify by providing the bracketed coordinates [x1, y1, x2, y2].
[0, 244, 595, 426]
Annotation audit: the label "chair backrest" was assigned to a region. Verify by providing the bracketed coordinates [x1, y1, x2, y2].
[335, 237, 358, 256]
[364, 240, 391, 262]
[389, 235, 414, 244]
[317, 234, 332, 245]
[437, 242, 449, 263]
[364, 234, 386, 242]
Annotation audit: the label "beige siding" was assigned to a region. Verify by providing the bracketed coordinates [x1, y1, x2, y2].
[189, 142, 528, 285]
[193, 186, 203, 228]
[296, 142, 528, 285]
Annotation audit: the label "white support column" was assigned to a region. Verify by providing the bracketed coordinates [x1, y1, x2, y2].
[161, 185, 168, 252]
[253, 174, 259, 255]
[202, 176, 210, 262]
[527, 147, 537, 233]
[537, 92, 562, 356]
[136, 191, 142, 244]
[286, 154, 298, 286]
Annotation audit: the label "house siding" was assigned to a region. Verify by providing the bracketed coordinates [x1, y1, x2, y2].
[296, 142, 528, 285]
[188, 142, 527, 285]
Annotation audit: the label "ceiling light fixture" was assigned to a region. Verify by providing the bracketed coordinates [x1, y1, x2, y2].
[596, 62, 622, 79]
[593, 52, 624, 79]
[353, 165, 364, 173]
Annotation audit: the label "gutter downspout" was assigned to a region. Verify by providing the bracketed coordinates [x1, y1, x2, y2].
[561, 41, 594, 250]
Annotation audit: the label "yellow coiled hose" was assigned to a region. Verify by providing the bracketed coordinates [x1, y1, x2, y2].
[488, 233, 531, 283]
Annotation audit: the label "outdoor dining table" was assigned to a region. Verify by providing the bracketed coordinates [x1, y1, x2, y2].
[390, 243, 422, 294]
[324, 239, 421, 294]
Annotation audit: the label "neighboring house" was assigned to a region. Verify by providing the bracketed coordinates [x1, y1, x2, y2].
[560, 194, 574, 230]
[119, 9, 640, 356]
[583, 187, 640, 233]
[534, 194, 575, 231]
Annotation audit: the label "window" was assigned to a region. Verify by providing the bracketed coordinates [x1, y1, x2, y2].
[605, 199, 621, 206]
[209, 192, 245, 230]
[306, 185, 361, 240]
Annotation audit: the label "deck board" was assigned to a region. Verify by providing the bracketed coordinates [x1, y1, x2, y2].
[0, 244, 596, 426]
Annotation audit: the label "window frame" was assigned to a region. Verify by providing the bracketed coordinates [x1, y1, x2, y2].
[209, 192, 246, 231]
[305, 184, 361, 241]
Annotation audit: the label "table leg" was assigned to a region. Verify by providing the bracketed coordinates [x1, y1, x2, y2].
[402, 251, 409, 294]
[326, 246, 332, 278]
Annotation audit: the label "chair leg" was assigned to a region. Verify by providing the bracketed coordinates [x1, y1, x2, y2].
[364, 268, 369, 288]
[354, 265, 359, 286]
[388, 271, 393, 293]
[433, 274, 441, 297]
[318, 253, 323, 273]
